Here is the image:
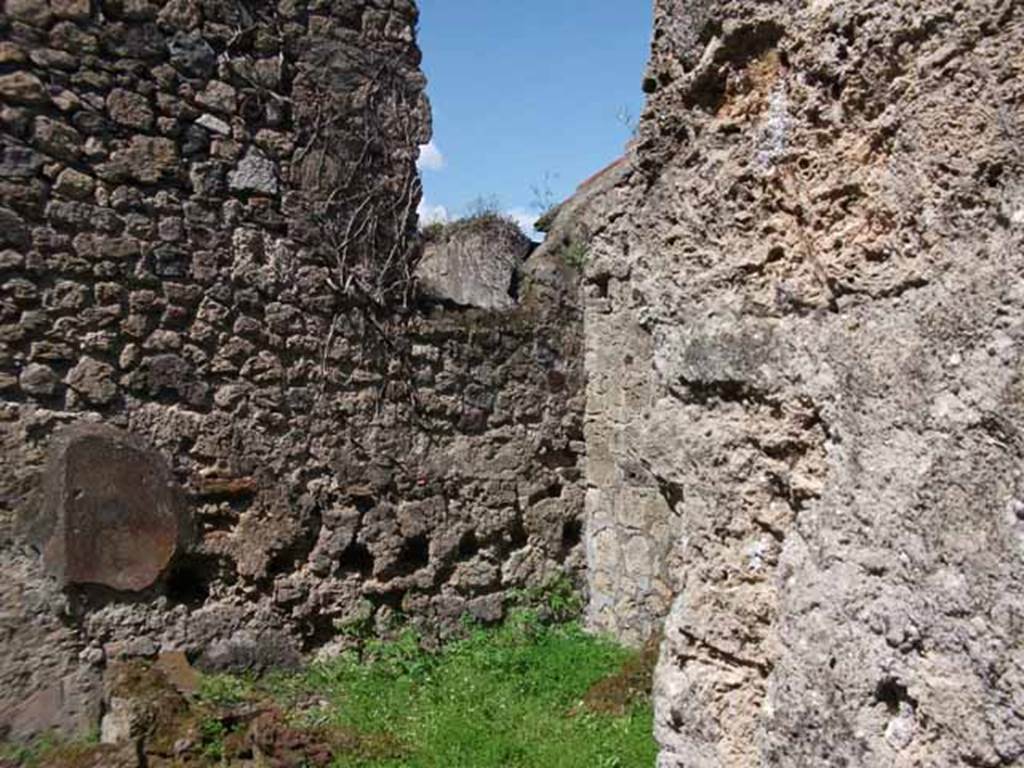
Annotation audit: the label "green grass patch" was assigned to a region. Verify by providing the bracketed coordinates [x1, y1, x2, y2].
[2, 594, 656, 768]
[0, 729, 103, 768]
[222, 610, 657, 768]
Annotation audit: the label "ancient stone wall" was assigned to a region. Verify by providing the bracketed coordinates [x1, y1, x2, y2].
[0, 0, 584, 740]
[584, 0, 1024, 764]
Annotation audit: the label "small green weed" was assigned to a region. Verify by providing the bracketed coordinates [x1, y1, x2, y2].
[199, 717, 228, 761]
[197, 673, 255, 708]
[0, 738, 47, 767]
[562, 241, 589, 269]
[0, 734, 109, 768]
[508, 573, 585, 623]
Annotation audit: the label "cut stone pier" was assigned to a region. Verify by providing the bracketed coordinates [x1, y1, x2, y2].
[33, 424, 190, 593]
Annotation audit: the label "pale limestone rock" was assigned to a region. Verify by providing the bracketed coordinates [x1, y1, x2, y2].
[65, 356, 117, 405]
[19, 363, 58, 396]
[195, 113, 230, 135]
[582, 1, 1024, 765]
[228, 148, 278, 195]
[416, 216, 531, 311]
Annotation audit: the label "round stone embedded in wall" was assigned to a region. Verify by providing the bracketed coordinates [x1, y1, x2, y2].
[34, 424, 190, 593]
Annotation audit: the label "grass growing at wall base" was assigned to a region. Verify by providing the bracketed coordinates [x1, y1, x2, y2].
[1, 608, 657, 768]
[205, 610, 657, 768]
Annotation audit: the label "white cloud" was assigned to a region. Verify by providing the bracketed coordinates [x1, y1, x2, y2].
[417, 141, 445, 172]
[417, 199, 449, 226]
[505, 207, 543, 241]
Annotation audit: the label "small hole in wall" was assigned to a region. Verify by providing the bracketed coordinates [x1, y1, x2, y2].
[537, 445, 576, 470]
[508, 267, 522, 302]
[165, 557, 213, 606]
[981, 161, 1004, 188]
[561, 518, 583, 552]
[509, 516, 529, 551]
[547, 369, 567, 392]
[303, 615, 340, 652]
[528, 481, 563, 506]
[339, 543, 375, 577]
[397, 535, 430, 573]
[457, 530, 479, 560]
[874, 677, 916, 714]
[239, 94, 262, 123]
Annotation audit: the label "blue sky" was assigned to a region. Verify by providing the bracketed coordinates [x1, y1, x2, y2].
[416, 1, 653, 237]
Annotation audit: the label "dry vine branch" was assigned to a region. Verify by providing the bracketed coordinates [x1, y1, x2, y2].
[297, 39, 425, 311]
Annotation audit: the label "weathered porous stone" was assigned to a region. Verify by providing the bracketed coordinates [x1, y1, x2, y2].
[102, 135, 178, 183]
[4, 0, 52, 26]
[196, 631, 301, 674]
[18, 363, 58, 397]
[0, 144, 42, 179]
[107, 89, 155, 131]
[31, 424, 191, 592]
[0, 72, 49, 105]
[0, 206, 29, 249]
[51, 0, 91, 21]
[65, 357, 117, 405]
[166, 31, 215, 78]
[157, 0, 199, 30]
[0, 42, 27, 64]
[53, 167, 95, 200]
[195, 80, 236, 115]
[579, 1, 1024, 766]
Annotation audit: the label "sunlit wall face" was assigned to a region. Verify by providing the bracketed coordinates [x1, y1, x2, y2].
[415, 0, 653, 237]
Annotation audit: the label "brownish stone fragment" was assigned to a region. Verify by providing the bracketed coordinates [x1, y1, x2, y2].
[193, 475, 257, 499]
[50, 0, 91, 20]
[32, 424, 191, 592]
[107, 88, 154, 130]
[0, 72, 49, 105]
[152, 651, 200, 695]
[100, 136, 178, 183]
[4, 0, 52, 26]
[0, 42, 27, 64]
